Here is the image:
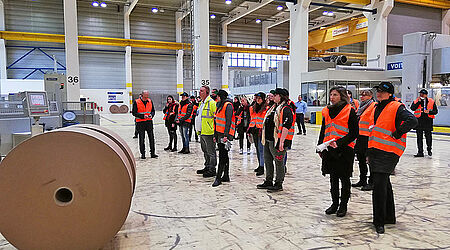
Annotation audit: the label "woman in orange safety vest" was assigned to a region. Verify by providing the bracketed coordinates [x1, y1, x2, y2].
[317, 86, 358, 218]
[248, 92, 268, 176]
[163, 95, 179, 152]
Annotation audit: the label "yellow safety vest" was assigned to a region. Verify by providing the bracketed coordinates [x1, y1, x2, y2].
[199, 96, 217, 135]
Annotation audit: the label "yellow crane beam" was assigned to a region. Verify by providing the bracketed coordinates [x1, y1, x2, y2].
[334, 0, 371, 5]
[395, 0, 450, 9]
[309, 17, 368, 51]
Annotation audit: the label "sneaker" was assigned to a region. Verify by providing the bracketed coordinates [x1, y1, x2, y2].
[133, 136, 138, 139]
[414, 153, 424, 157]
[196, 167, 207, 174]
[239, 149, 243, 155]
[247, 149, 251, 155]
[351, 181, 367, 188]
[297, 132, 301, 135]
[151, 154, 159, 158]
[325, 204, 338, 214]
[375, 225, 385, 234]
[256, 170, 264, 176]
[170, 148, 177, 152]
[164, 146, 172, 151]
[303, 133, 306, 135]
[140, 155, 146, 159]
[256, 181, 273, 189]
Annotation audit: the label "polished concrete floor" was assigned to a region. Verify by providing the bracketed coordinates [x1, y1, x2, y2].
[1, 114, 450, 249]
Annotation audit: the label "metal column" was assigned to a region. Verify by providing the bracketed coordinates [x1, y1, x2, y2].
[124, 5, 133, 105]
[262, 21, 270, 72]
[365, 0, 393, 68]
[176, 12, 184, 95]
[222, 23, 229, 91]
[443, 10, 450, 35]
[287, 0, 310, 101]
[63, 0, 81, 101]
[0, 0, 7, 81]
[193, 0, 210, 90]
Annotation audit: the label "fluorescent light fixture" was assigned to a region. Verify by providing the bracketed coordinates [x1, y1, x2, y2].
[210, 14, 216, 19]
[152, 7, 159, 13]
[277, 5, 283, 11]
[327, 11, 334, 16]
[256, 19, 261, 24]
[225, 0, 232, 5]
[92, 1, 99, 7]
[322, 11, 328, 16]
[100, 2, 107, 8]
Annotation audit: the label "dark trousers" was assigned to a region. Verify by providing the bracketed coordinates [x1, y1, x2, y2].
[296, 113, 306, 134]
[238, 130, 250, 150]
[330, 174, 351, 205]
[200, 135, 217, 169]
[134, 122, 138, 137]
[251, 130, 264, 167]
[355, 136, 370, 184]
[372, 172, 395, 226]
[137, 121, 155, 156]
[264, 140, 286, 184]
[189, 122, 199, 142]
[167, 127, 177, 149]
[416, 129, 432, 154]
[217, 142, 230, 179]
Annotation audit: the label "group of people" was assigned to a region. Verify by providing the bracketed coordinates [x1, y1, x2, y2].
[131, 82, 438, 235]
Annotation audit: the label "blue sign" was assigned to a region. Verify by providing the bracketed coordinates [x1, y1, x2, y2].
[387, 62, 403, 71]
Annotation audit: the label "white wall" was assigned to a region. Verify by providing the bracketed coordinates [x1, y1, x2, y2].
[0, 79, 44, 96]
[80, 89, 130, 114]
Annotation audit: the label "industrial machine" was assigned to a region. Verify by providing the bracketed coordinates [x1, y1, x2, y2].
[21, 91, 50, 136]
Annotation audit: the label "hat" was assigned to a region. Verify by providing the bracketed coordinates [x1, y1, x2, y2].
[419, 89, 428, 95]
[374, 82, 394, 94]
[254, 92, 266, 99]
[217, 89, 229, 100]
[273, 88, 289, 97]
[190, 95, 196, 99]
[181, 92, 189, 97]
[269, 90, 276, 95]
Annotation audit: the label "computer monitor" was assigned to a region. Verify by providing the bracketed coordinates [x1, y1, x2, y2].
[22, 91, 50, 117]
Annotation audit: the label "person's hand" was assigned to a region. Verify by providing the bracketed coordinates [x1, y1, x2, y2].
[279, 141, 284, 151]
[165, 103, 169, 107]
[148, 114, 152, 119]
[317, 152, 323, 159]
[424, 109, 430, 114]
[222, 137, 228, 143]
[144, 115, 149, 119]
[213, 137, 216, 143]
[329, 141, 338, 148]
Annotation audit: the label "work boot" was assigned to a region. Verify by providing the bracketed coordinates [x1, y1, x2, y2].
[256, 168, 264, 176]
[140, 155, 146, 160]
[212, 178, 222, 187]
[203, 167, 216, 178]
[196, 167, 207, 174]
[351, 180, 367, 188]
[361, 184, 374, 191]
[212, 164, 224, 187]
[336, 203, 348, 217]
[183, 149, 190, 154]
[267, 182, 283, 192]
[178, 148, 186, 154]
[414, 153, 424, 157]
[256, 180, 273, 189]
[221, 163, 230, 182]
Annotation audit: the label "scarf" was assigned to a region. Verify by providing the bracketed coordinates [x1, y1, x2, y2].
[356, 98, 374, 117]
[261, 101, 286, 145]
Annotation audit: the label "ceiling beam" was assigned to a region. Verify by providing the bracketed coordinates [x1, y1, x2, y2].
[223, 0, 274, 26]
[395, 0, 450, 9]
[125, 0, 139, 16]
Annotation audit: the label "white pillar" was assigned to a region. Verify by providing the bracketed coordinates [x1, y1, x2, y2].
[176, 12, 184, 95]
[193, 0, 210, 90]
[124, 5, 133, 106]
[63, 0, 81, 101]
[0, 0, 7, 80]
[262, 21, 270, 72]
[222, 23, 229, 91]
[365, 0, 393, 68]
[443, 10, 450, 35]
[287, 0, 310, 101]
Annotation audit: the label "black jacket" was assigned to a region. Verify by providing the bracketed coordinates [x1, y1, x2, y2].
[163, 102, 179, 130]
[318, 102, 358, 177]
[410, 98, 438, 131]
[132, 98, 155, 121]
[368, 97, 418, 174]
[236, 105, 251, 131]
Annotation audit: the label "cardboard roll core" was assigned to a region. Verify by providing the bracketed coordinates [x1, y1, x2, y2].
[0, 127, 135, 249]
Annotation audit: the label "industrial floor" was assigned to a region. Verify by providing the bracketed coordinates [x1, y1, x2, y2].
[1, 114, 450, 249]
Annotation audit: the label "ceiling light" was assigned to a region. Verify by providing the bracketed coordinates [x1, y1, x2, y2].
[92, 1, 99, 7]
[210, 14, 216, 19]
[225, 0, 232, 5]
[277, 5, 283, 11]
[322, 11, 328, 16]
[327, 11, 334, 16]
[100, 2, 107, 8]
[152, 7, 159, 13]
[256, 19, 261, 24]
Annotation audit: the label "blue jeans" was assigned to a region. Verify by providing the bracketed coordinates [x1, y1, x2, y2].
[180, 124, 190, 149]
[254, 134, 264, 167]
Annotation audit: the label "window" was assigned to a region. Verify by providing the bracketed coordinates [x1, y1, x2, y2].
[227, 43, 289, 69]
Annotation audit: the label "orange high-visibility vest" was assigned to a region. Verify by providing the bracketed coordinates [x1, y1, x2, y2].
[249, 106, 267, 128]
[235, 108, 243, 126]
[322, 103, 355, 148]
[368, 101, 407, 157]
[359, 101, 376, 136]
[215, 102, 235, 137]
[163, 103, 178, 120]
[413, 98, 435, 119]
[277, 105, 296, 142]
[351, 99, 360, 110]
[178, 102, 192, 123]
[394, 97, 402, 102]
[136, 98, 153, 122]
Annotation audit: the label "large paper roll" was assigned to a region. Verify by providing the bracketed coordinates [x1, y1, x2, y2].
[0, 128, 134, 249]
